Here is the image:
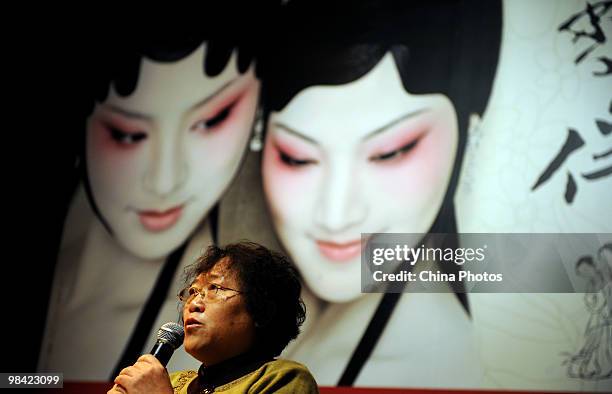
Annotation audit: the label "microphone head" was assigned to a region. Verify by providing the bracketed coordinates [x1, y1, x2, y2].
[157, 322, 184, 349]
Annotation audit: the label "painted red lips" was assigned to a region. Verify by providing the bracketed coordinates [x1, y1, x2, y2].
[316, 239, 363, 262]
[138, 205, 184, 232]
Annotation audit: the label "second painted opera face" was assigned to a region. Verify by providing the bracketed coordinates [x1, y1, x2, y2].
[87, 45, 259, 259]
[262, 53, 458, 302]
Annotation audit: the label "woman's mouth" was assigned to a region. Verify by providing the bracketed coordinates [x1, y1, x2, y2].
[138, 205, 184, 232]
[316, 239, 363, 262]
[184, 317, 204, 331]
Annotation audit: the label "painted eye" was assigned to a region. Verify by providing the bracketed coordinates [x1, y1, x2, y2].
[279, 151, 317, 167]
[108, 127, 147, 145]
[369, 138, 420, 162]
[191, 104, 234, 133]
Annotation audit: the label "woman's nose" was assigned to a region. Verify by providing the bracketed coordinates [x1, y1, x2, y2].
[186, 295, 206, 313]
[314, 161, 367, 233]
[143, 131, 188, 197]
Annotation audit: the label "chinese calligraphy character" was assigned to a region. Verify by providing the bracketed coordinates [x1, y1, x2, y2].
[532, 128, 585, 203]
[558, 0, 612, 76]
[532, 103, 612, 204]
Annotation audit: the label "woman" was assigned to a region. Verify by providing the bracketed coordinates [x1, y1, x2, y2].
[109, 241, 318, 394]
[565, 244, 612, 380]
[38, 16, 263, 381]
[258, 0, 501, 387]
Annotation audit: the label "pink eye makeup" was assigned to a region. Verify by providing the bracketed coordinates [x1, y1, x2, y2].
[190, 87, 249, 134]
[278, 150, 317, 167]
[104, 124, 148, 146]
[190, 99, 238, 133]
[271, 138, 319, 168]
[205, 103, 233, 128]
[267, 121, 326, 169]
[90, 108, 151, 149]
[368, 134, 423, 162]
[275, 144, 318, 167]
[366, 119, 429, 164]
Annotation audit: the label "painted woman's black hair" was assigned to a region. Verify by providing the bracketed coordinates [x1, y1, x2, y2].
[86, 26, 254, 114]
[259, 0, 502, 317]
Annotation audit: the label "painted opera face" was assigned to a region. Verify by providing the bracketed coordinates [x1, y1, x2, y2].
[87, 45, 259, 259]
[262, 53, 458, 302]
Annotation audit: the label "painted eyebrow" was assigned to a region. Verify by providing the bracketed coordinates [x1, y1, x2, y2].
[273, 108, 429, 145]
[186, 77, 240, 113]
[106, 105, 154, 121]
[273, 123, 319, 145]
[361, 108, 428, 141]
[105, 77, 241, 121]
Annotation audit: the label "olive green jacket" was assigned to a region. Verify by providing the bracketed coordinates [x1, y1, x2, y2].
[170, 359, 319, 393]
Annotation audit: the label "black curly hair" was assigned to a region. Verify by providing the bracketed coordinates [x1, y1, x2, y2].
[182, 241, 306, 357]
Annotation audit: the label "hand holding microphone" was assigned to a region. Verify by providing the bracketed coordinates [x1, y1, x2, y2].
[109, 322, 184, 394]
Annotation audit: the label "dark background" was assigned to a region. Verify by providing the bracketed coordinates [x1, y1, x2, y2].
[4, 25, 82, 372]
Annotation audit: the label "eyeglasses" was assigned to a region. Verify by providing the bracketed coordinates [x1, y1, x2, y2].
[177, 283, 243, 304]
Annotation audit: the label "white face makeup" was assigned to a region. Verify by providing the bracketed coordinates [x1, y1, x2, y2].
[262, 53, 458, 302]
[87, 44, 259, 259]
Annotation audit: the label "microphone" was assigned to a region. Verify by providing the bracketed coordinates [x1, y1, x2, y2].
[150, 322, 184, 367]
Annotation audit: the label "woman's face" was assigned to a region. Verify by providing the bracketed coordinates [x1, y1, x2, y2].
[182, 259, 255, 365]
[262, 53, 458, 302]
[87, 45, 259, 259]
